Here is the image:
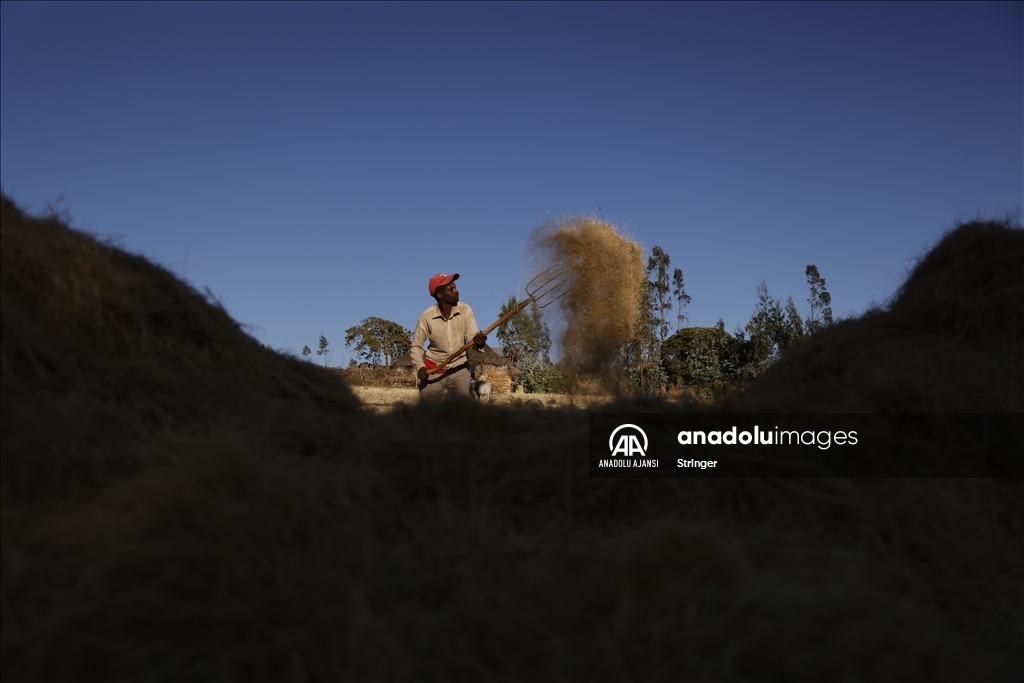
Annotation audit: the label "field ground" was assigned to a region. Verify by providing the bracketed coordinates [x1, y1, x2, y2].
[350, 385, 617, 411]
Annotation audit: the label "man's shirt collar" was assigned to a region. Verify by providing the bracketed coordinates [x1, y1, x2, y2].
[432, 302, 462, 320]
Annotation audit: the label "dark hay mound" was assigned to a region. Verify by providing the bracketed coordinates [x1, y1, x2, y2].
[2, 197, 1021, 682]
[725, 219, 1023, 413]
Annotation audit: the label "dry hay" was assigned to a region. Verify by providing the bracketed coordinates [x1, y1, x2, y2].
[2, 195, 1021, 682]
[527, 217, 645, 393]
[476, 368, 512, 394]
[467, 345, 511, 393]
[350, 386, 420, 411]
[337, 365, 418, 389]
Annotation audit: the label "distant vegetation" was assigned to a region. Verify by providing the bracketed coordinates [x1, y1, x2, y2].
[624, 245, 835, 396]
[494, 295, 568, 394]
[344, 317, 411, 368]
[332, 247, 835, 396]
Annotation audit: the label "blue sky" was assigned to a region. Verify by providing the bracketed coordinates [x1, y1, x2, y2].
[2, 1, 1021, 366]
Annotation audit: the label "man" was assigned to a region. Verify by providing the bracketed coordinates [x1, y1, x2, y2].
[411, 273, 487, 400]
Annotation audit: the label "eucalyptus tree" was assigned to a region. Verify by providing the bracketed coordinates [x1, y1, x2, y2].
[805, 264, 833, 334]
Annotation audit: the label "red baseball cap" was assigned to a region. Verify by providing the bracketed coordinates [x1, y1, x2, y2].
[428, 272, 460, 296]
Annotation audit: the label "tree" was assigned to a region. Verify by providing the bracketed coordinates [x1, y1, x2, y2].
[647, 246, 672, 342]
[805, 264, 833, 334]
[316, 334, 330, 368]
[740, 281, 781, 376]
[672, 267, 692, 331]
[623, 275, 667, 394]
[495, 295, 556, 392]
[661, 320, 740, 392]
[737, 281, 805, 376]
[779, 296, 806, 350]
[496, 295, 551, 365]
[527, 302, 553, 365]
[301, 345, 312, 359]
[622, 250, 688, 394]
[344, 317, 412, 367]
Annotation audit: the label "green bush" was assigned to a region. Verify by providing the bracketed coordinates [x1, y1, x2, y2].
[519, 357, 571, 394]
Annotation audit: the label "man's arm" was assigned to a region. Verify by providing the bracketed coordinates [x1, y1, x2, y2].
[410, 315, 428, 370]
[463, 304, 487, 349]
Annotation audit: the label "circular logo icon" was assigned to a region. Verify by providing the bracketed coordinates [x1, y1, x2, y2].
[609, 424, 648, 457]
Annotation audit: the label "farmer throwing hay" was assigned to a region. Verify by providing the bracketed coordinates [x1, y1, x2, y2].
[412, 273, 487, 400]
[410, 256, 568, 400]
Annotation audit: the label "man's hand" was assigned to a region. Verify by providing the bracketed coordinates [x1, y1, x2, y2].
[473, 331, 487, 349]
[417, 366, 430, 382]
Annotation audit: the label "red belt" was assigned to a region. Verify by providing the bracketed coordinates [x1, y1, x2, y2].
[424, 358, 465, 373]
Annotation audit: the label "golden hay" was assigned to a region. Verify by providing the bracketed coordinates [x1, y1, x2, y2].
[527, 217, 645, 393]
[1, 195, 1021, 681]
[476, 368, 512, 394]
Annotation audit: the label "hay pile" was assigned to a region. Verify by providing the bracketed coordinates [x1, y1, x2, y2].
[476, 368, 512, 394]
[467, 345, 512, 393]
[528, 217, 645, 391]
[725, 219, 1024, 413]
[2, 196, 1021, 681]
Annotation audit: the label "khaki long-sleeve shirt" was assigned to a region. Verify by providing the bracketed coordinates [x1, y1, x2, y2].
[410, 302, 481, 370]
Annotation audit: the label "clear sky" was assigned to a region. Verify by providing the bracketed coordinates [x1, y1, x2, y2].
[2, 1, 1021, 366]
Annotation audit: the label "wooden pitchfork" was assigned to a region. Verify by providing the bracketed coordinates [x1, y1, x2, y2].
[424, 265, 567, 376]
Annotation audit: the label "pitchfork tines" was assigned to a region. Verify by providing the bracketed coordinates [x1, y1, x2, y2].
[523, 264, 569, 309]
[478, 265, 566, 336]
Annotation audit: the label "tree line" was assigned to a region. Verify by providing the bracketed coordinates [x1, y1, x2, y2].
[326, 254, 833, 395]
[653, 259, 833, 394]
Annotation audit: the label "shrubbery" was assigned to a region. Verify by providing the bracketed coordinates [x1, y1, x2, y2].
[518, 357, 571, 394]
